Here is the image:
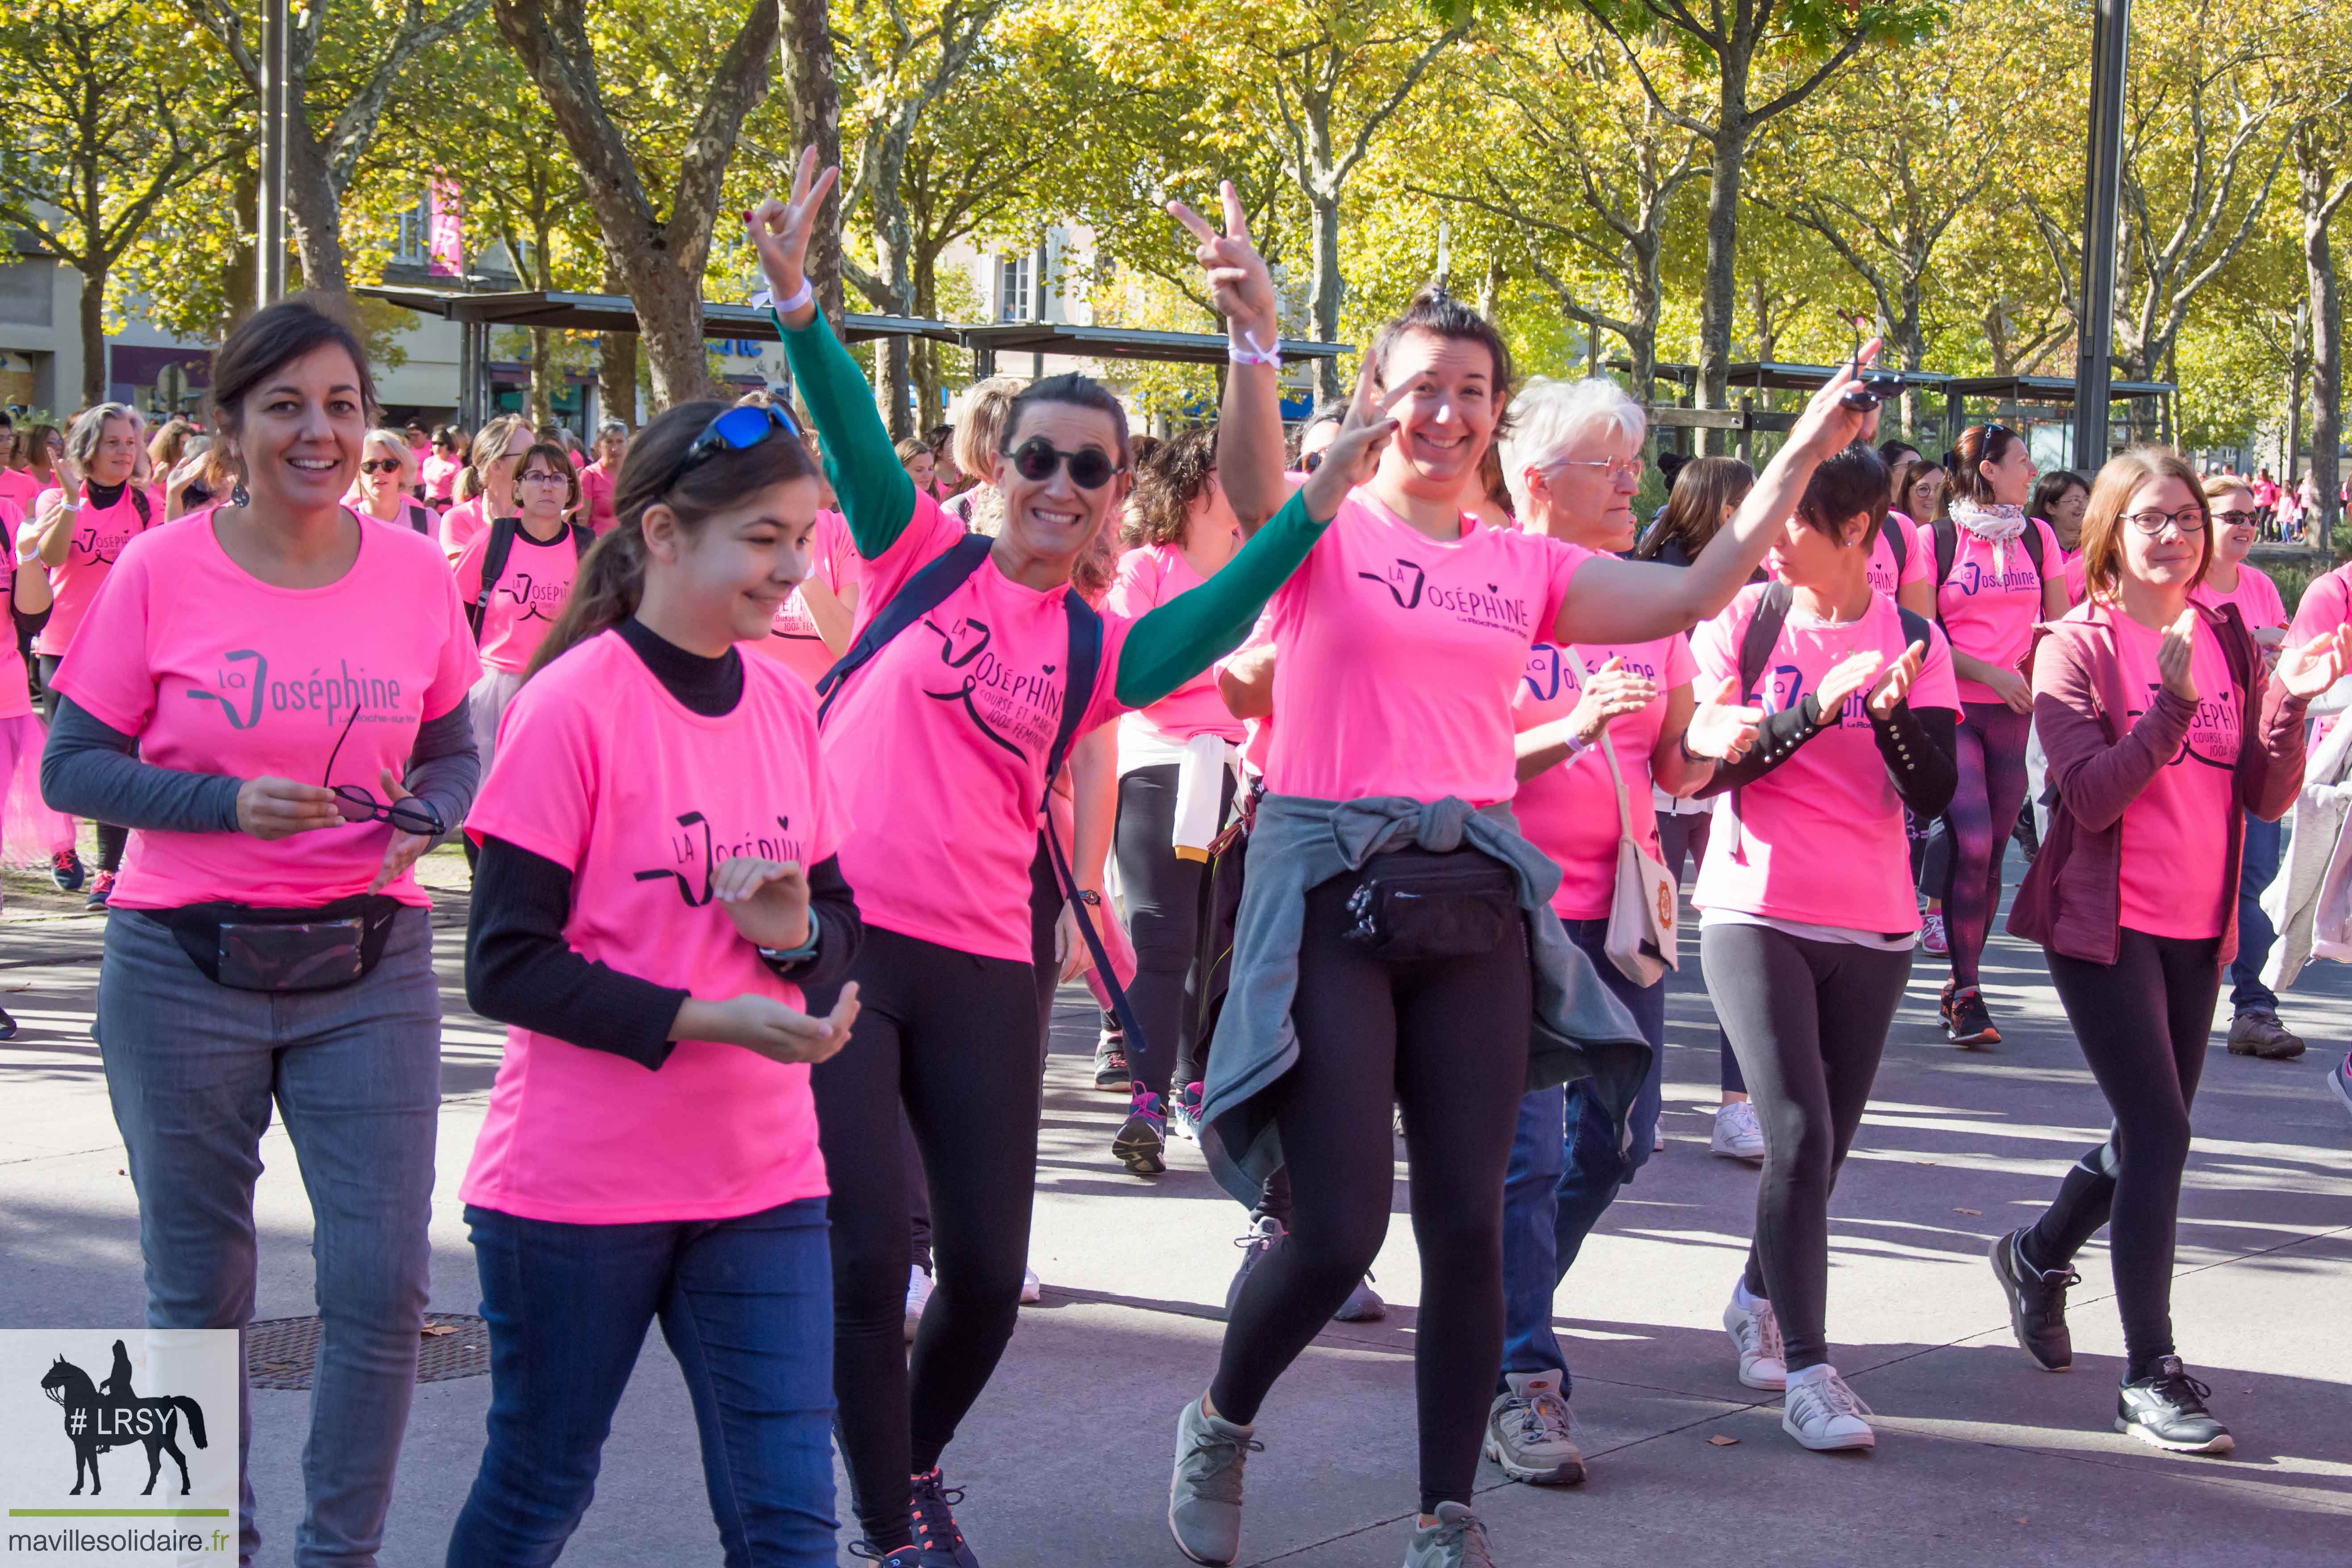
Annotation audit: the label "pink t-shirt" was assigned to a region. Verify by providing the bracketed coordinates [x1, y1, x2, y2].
[460, 631, 845, 1224]
[51, 517, 480, 909]
[421, 453, 462, 504]
[1259, 494, 1584, 803]
[455, 521, 581, 674]
[1513, 634, 1696, 920]
[822, 493, 1133, 961]
[2288, 561, 2352, 646]
[1103, 544, 1247, 746]
[440, 496, 488, 563]
[578, 460, 619, 534]
[1692, 585, 1961, 934]
[34, 483, 162, 658]
[0, 468, 40, 514]
[1866, 513, 1931, 601]
[2193, 563, 2287, 632]
[0, 500, 29, 720]
[2110, 612, 2240, 940]
[2062, 547, 2089, 607]
[746, 511, 861, 689]
[1922, 515, 2061, 703]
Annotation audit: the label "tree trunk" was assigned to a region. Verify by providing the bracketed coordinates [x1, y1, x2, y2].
[778, 0, 845, 330]
[226, 158, 259, 331]
[2306, 165, 2344, 552]
[1310, 189, 1342, 402]
[79, 267, 107, 405]
[528, 214, 556, 424]
[283, 116, 346, 294]
[2285, 358, 2305, 491]
[597, 252, 638, 425]
[1697, 127, 1747, 453]
[910, 250, 941, 425]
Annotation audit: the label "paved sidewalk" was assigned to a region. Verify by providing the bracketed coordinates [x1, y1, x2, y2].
[3, 876, 2348, 1566]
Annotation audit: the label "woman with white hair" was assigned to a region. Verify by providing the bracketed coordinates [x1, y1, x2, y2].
[349, 430, 434, 534]
[1481, 377, 1762, 1486]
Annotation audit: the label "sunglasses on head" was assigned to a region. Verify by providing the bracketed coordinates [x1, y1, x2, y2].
[1005, 436, 1122, 490]
[679, 404, 801, 480]
[359, 458, 404, 475]
[322, 703, 443, 837]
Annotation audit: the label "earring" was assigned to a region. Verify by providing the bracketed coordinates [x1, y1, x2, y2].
[230, 481, 249, 507]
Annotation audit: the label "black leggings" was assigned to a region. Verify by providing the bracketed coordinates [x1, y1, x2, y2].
[1702, 922, 1911, 1372]
[1209, 864, 1530, 1514]
[1657, 808, 1743, 1095]
[1937, 701, 2032, 987]
[39, 655, 126, 873]
[1113, 763, 1236, 1098]
[2023, 929, 2220, 1377]
[804, 926, 1042, 1553]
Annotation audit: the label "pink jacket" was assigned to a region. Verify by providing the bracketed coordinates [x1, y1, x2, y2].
[2009, 598, 2306, 965]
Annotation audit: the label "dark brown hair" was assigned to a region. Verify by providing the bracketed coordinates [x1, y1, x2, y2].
[1947, 422, 2023, 508]
[1003, 373, 1131, 466]
[525, 401, 820, 680]
[514, 441, 581, 514]
[1125, 425, 1217, 547]
[1795, 442, 1890, 546]
[1366, 287, 1517, 439]
[205, 295, 378, 439]
[1889, 453, 1947, 521]
[1635, 455, 1754, 561]
[2075, 446, 2212, 605]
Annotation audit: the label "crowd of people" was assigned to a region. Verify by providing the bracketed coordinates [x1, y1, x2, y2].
[5, 150, 2352, 1568]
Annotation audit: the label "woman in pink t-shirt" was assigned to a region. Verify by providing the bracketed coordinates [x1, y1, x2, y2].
[1998, 448, 2342, 1455]
[1689, 442, 1961, 1452]
[1184, 187, 1890, 1549]
[420, 425, 464, 510]
[25, 400, 161, 905]
[42, 300, 483, 1560]
[577, 417, 628, 534]
[448, 396, 862, 1566]
[1917, 423, 2070, 1046]
[439, 413, 530, 563]
[0, 496, 68, 1023]
[348, 428, 435, 535]
[455, 442, 589, 792]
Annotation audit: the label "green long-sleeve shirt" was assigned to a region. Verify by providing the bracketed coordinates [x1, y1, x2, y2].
[776, 308, 1323, 709]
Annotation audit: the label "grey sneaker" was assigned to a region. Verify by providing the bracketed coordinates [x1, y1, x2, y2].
[1332, 1273, 1385, 1323]
[1168, 1396, 1259, 1566]
[1403, 1502, 1497, 1568]
[2227, 1009, 2306, 1059]
[1482, 1370, 1585, 1484]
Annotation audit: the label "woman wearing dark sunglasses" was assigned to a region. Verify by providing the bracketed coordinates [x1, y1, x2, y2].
[745, 149, 1360, 1568]
[350, 428, 434, 533]
[1997, 447, 2347, 1455]
[38, 296, 481, 1565]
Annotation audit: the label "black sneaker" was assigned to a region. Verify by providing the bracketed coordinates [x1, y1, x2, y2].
[909, 1466, 980, 1567]
[846, 1546, 922, 1567]
[0, 1005, 16, 1042]
[1989, 1228, 2076, 1372]
[2116, 1356, 2234, 1455]
[1092, 1030, 1130, 1092]
[1113, 1090, 1167, 1176]
[50, 847, 83, 892]
[1945, 984, 2001, 1048]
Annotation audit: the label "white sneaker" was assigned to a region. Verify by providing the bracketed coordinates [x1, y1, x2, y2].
[1021, 1265, 1043, 1304]
[1652, 1124, 1666, 1153]
[1710, 1101, 1766, 1161]
[1920, 909, 1948, 955]
[905, 1264, 933, 1343]
[1781, 1365, 1875, 1451]
[1722, 1288, 1788, 1390]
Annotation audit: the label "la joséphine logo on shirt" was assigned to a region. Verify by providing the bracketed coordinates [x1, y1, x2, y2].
[2127, 682, 2243, 770]
[634, 813, 806, 907]
[73, 521, 140, 567]
[1521, 644, 1660, 703]
[492, 571, 570, 623]
[183, 651, 407, 732]
[914, 612, 1060, 760]
[1954, 559, 2041, 596]
[1360, 557, 1532, 634]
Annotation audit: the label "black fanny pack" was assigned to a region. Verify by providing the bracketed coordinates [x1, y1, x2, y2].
[158, 895, 405, 993]
[1342, 846, 1519, 962]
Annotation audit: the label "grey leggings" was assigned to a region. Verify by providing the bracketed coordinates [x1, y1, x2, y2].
[1702, 922, 1911, 1372]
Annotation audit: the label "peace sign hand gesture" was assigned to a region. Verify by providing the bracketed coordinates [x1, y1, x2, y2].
[1301, 363, 1414, 523]
[1168, 182, 1279, 352]
[745, 146, 841, 328]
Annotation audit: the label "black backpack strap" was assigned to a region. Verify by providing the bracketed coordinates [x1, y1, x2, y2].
[1881, 513, 1908, 575]
[1736, 581, 1793, 703]
[2022, 518, 2046, 577]
[468, 517, 522, 636]
[814, 532, 995, 723]
[568, 522, 594, 560]
[130, 487, 151, 528]
[1895, 605, 1935, 655]
[408, 502, 433, 536]
[1931, 515, 1957, 595]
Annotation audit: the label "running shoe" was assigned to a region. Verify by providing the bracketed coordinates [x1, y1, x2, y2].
[846, 1546, 922, 1567]
[2226, 1009, 2306, 1060]
[1920, 909, 1947, 955]
[1653, 1123, 1667, 1153]
[1224, 1216, 1284, 1318]
[50, 847, 82, 893]
[1710, 1100, 1766, 1161]
[1402, 1502, 1498, 1568]
[1482, 1369, 1584, 1485]
[1722, 1287, 1787, 1390]
[1332, 1273, 1385, 1323]
[1092, 1027, 1130, 1092]
[1170, 1080, 1206, 1143]
[1114, 1090, 1168, 1176]
[1781, 1365, 1875, 1451]
[1988, 1228, 2076, 1372]
[2330, 1052, 2352, 1122]
[85, 869, 115, 911]
[1944, 984, 2000, 1048]
[909, 1467, 980, 1568]
[1020, 1265, 1042, 1305]
[1168, 1395, 1259, 1566]
[905, 1264, 933, 1344]
[2116, 1357, 2233, 1455]
[0, 1006, 16, 1042]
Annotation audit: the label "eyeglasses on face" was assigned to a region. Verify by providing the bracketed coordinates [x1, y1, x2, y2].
[517, 469, 570, 486]
[1547, 455, 1645, 483]
[2122, 508, 2208, 536]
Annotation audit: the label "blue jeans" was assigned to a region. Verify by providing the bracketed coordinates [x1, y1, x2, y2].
[1499, 918, 1666, 1393]
[96, 906, 442, 1568]
[446, 1198, 838, 1568]
[2230, 811, 2284, 1015]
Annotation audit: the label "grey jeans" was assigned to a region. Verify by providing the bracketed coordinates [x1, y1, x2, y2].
[97, 905, 442, 1568]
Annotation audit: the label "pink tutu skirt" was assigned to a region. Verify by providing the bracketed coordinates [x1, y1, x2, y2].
[0, 711, 73, 867]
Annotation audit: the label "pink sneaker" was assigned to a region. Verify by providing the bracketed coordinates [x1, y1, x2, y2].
[1920, 910, 1947, 955]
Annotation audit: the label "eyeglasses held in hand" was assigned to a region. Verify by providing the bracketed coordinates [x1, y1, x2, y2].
[1005, 436, 1122, 490]
[2122, 508, 2208, 536]
[322, 703, 444, 836]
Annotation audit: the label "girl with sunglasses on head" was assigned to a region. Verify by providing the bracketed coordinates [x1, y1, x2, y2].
[455, 443, 593, 793]
[747, 151, 1341, 1568]
[446, 398, 863, 1568]
[350, 428, 434, 534]
[1918, 422, 2069, 1046]
[39, 296, 481, 1567]
[1995, 448, 2345, 1455]
[1176, 192, 1886, 1565]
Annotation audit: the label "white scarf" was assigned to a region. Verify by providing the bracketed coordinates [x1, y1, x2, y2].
[1951, 498, 2029, 576]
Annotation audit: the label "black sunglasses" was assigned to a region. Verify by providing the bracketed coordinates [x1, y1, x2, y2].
[680, 404, 801, 479]
[1006, 436, 1122, 490]
[323, 703, 443, 836]
[359, 458, 405, 475]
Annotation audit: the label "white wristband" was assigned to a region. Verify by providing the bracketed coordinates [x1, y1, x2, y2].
[1227, 328, 1281, 368]
[771, 277, 815, 317]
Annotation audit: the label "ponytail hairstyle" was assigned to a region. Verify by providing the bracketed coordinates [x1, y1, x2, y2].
[1366, 286, 1518, 439]
[523, 400, 819, 682]
[1634, 455, 1754, 560]
[1947, 422, 2022, 508]
[1794, 442, 1891, 547]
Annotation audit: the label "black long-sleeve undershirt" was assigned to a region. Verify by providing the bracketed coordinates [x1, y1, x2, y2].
[1697, 696, 1957, 809]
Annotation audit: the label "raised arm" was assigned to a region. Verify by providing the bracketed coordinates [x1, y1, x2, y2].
[1171, 184, 1286, 532]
